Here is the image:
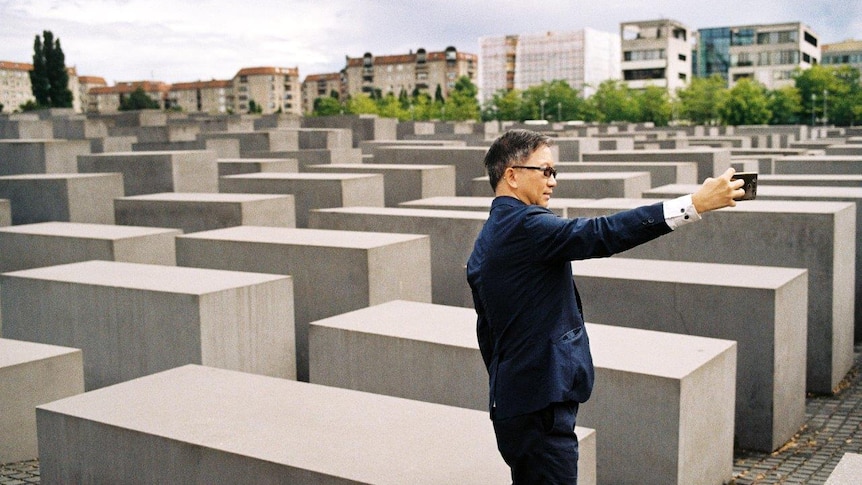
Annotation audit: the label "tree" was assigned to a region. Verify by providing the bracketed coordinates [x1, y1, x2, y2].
[445, 76, 481, 121]
[635, 86, 672, 126]
[247, 99, 262, 114]
[767, 86, 803, 125]
[793, 65, 838, 125]
[483, 88, 524, 121]
[344, 93, 378, 115]
[587, 80, 640, 123]
[718, 78, 771, 126]
[119, 87, 161, 111]
[312, 96, 342, 116]
[376, 92, 408, 120]
[676, 75, 728, 125]
[29, 30, 73, 108]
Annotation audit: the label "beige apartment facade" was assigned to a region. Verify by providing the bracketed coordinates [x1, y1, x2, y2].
[822, 39, 862, 73]
[301, 72, 343, 114]
[233, 67, 301, 115]
[479, 28, 620, 102]
[343, 47, 477, 100]
[89, 81, 170, 113]
[726, 22, 820, 89]
[0, 61, 35, 112]
[169, 79, 233, 114]
[620, 19, 692, 92]
[77, 75, 107, 113]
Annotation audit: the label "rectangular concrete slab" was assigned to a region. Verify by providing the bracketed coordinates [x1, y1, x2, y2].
[825, 452, 862, 485]
[115, 192, 295, 233]
[369, 146, 491, 196]
[569, 198, 855, 394]
[0, 140, 91, 175]
[0, 338, 83, 464]
[36, 364, 511, 484]
[308, 206, 487, 307]
[557, 161, 699, 186]
[1, 261, 295, 389]
[77, 150, 218, 195]
[216, 158, 298, 176]
[0, 173, 123, 225]
[572, 257, 807, 451]
[0, 222, 180, 273]
[582, 148, 733, 181]
[175, 226, 431, 381]
[308, 300, 734, 485]
[471, 171, 652, 198]
[305, 163, 456, 206]
[0, 199, 10, 226]
[219, 172, 384, 227]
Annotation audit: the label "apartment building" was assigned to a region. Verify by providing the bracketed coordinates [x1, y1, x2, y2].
[89, 81, 170, 112]
[479, 28, 620, 102]
[695, 22, 820, 89]
[620, 19, 692, 92]
[301, 72, 343, 114]
[232, 66, 301, 115]
[342, 47, 476, 100]
[77, 75, 107, 113]
[0, 61, 35, 112]
[822, 40, 862, 72]
[169, 79, 232, 114]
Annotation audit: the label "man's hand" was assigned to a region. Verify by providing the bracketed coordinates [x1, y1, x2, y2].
[691, 168, 746, 214]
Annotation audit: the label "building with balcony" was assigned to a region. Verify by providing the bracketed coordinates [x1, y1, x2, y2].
[343, 47, 476, 100]
[77, 75, 107, 113]
[0, 61, 35, 112]
[301, 72, 343, 114]
[232, 66, 301, 115]
[822, 40, 862, 72]
[478, 28, 620, 102]
[169, 79, 232, 114]
[697, 22, 820, 89]
[89, 81, 170, 113]
[620, 19, 692, 92]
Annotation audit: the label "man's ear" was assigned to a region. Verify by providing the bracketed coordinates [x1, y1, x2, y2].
[503, 167, 518, 189]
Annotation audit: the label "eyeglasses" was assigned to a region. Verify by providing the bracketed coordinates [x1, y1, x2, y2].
[511, 165, 557, 178]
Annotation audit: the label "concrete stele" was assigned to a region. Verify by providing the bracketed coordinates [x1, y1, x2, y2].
[37, 364, 512, 484]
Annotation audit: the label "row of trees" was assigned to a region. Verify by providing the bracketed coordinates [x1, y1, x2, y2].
[26, 30, 74, 110]
[312, 64, 862, 127]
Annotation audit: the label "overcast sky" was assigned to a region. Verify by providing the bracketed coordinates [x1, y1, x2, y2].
[1, 0, 859, 84]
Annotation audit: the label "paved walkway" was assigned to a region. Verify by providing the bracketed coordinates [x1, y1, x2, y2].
[3, 344, 861, 485]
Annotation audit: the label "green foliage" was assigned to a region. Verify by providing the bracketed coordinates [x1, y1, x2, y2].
[119, 87, 161, 111]
[247, 99, 262, 114]
[767, 86, 803, 125]
[444, 76, 481, 121]
[718, 78, 771, 125]
[676, 75, 728, 125]
[483, 88, 523, 121]
[376, 93, 408, 119]
[345, 93, 378, 115]
[635, 86, 673, 126]
[29, 30, 73, 108]
[312, 96, 342, 116]
[19, 100, 41, 112]
[587, 80, 640, 123]
[0, 101, 4, 113]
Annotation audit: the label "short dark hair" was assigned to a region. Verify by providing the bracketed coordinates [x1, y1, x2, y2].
[484, 129, 553, 190]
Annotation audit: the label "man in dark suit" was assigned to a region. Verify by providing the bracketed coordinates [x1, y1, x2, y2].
[466, 129, 743, 483]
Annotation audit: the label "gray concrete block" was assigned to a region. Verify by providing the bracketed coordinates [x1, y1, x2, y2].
[308, 206, 485, 307]
[0, 173, 123, 225]
[1, 261, 295, 389]
[825, 145, 862, 157]
[570, 198, 855, 394]
[36, 364, 512, 484]
[369, 146, 490, 196]
[243, 148, 364, 165]
[217, 158, 298, 176]
[197, 130, 298, 154]
[305, 163, 456, 206]
[825, 452, 862, 484]
[115, 192, 295, 233]
[398, 195, 591, 217]
[759, 174, 862, 187]
[646, 184, 862, 340]
[554, 137, 601, 162]
[0, 139, 91, 175]
[582, 148, 732, 182]
[596, 137, 635, 151]
[470, 172, 652, 198]
[0, 119, 53, 139]
[0, 222, 180, 272]
[175, 226, 431, 381]
[0, 339, 84, 464]
[557, 161, 698, 187]
[360, 139, 466, 155]
[89, 136, 136, 153]
[774, 155, 862, 175]
[293, 128, 353, 149]
[51, 118, 108, 140]
[0, 199, 10, 226]
[308, 300, 734, 485]
[301, 114, 397, 147]
[78, 150, 218, 195]
[112, 124, 198, 143]
[307, 301, 597, 485]
[219, 172, 384, 227]
[573, 257, 807, 451]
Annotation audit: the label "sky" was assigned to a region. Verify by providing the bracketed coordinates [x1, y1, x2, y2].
[1, 0, 860, 85]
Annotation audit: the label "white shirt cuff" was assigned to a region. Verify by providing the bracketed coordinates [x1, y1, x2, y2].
[663, 194, 701, 230]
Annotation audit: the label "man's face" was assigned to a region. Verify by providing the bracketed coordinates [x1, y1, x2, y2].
[511, 145, 557, 207]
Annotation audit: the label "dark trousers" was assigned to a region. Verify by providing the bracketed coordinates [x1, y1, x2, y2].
[492, 401, 580, 484]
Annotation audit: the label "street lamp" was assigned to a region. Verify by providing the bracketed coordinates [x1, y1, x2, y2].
[557, 101, 562, 122]
[822, 89, 828, 127]
[811, 93, 816, 126]
[540, 99, 546, 120]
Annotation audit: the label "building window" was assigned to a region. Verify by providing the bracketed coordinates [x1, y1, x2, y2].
[678, 53, 687, 61]
[624, 49, 666, 61]
[239, 75, 247, 83]
[623, 68, 665, 80]
[679, 72, 687, 80]
[731, 52, 753, 67]
[803, 52, 811, 63]
[731, 29, 755, 46]
[804, 32, 818, 47]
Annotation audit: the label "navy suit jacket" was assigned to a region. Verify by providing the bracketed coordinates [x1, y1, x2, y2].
[466, 196, 672, 419]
